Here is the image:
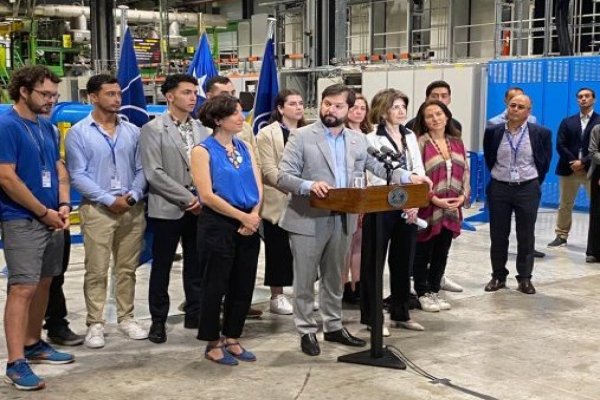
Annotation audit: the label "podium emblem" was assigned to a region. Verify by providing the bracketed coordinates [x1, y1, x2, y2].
[387, 187, 408, 208]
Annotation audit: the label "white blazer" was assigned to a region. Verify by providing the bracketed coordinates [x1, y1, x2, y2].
[365, 126, 425, 186]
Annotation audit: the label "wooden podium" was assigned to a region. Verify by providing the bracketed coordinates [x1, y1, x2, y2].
[311, 183, 429, 369]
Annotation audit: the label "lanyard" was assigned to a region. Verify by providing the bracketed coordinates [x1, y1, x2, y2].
[505, 127, 526, 164]
[20, 119, 47, 167]
[95, 125, 119, 169]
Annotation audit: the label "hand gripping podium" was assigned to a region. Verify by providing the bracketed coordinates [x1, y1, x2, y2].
[310, 183, 429, 369]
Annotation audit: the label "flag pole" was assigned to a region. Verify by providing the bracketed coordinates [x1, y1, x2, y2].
[250, 18, 277, 118]
[117, 5, 129, 65]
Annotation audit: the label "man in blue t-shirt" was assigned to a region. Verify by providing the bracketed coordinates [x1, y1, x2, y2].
[0, 66, 74, 391]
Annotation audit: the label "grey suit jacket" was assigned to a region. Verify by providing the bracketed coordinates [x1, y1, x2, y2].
[140, 113, 210, 219]
[277, 120, 413, 236]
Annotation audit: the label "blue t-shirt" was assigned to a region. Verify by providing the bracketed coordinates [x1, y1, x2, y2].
[201, 136, 259, 210]
[0, 109, 60, 221]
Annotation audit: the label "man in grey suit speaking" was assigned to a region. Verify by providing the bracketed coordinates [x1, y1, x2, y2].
[277, 84, 431, 356]
[140, 74, 209, 343]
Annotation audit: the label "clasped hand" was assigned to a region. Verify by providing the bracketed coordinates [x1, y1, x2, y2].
[239, 212, 261, 236]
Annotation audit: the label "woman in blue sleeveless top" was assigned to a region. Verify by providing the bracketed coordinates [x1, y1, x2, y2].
[190, 94, 262, 366]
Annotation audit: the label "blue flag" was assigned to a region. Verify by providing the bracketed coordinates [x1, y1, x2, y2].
[187, 33, 219, 111]
[117, 27, 149, 127]
[251, 35, 279, 134]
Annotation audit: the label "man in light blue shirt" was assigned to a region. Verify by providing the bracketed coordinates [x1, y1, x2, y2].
[65, 74, 148, 349]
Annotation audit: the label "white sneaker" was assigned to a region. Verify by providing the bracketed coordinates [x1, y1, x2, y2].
[118, 319, 148, 340]
[432, 293, 451, 310]
[418, 293, 440, 312]
[85, 323, 105, 349]
[440, 275, 463, 292]
[270, 294, 293, 315]
[367, 325, 391, 337]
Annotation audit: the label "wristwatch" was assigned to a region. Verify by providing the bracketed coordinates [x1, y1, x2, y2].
[126, 196, 137, 206]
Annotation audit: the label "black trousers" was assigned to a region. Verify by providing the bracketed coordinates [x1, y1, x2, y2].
[587, 169, 600, 258]
[44, 229, 71, 331]
[262, 220, 293, 287]
[360, 211, 416, 324]
[487, 179, 541, 280]
[413, 228, 454, 296]
[148, 213, 203, 324]
[196, 208, 260, 342]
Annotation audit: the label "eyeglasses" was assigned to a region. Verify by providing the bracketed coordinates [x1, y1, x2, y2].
[32, 88, 60, 100]
[390, 104, 407, 111]
[508, 103, 529, 110]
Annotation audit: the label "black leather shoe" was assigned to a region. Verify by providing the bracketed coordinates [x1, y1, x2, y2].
[484, 278, 506, 292]
[517, 279, 536, 295]
[300, 333, 320, 356]
[323, 328, 366, 347]
[47, 325, 84, 346]
[533, 249, 545, 258]
[148, 322, 166, 344]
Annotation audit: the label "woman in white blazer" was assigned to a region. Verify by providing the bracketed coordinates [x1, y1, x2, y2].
[256, 89, 306, 315]
[360, 89, 426, 335]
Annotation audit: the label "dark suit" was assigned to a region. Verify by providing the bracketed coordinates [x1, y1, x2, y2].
[555, 112, 599, 175]
[483, 123, 552, 281]
[553, 112, 598, 239]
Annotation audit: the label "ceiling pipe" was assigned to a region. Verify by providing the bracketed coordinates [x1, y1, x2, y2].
[0, 4, 228, 27]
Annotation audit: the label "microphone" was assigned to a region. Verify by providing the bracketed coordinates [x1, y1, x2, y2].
[380, 145, 404, 162]
[402, 212, 428, 229]
[367, 146, 387, 162]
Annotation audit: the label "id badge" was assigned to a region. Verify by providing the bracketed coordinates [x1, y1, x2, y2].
[510, 167, 520, 182]
[42, 169, 51, 188]
[110, 175, 122, 190]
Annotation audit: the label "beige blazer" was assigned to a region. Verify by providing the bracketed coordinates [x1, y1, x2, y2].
[256, 121, 289, 224]
[237, 121, 260, 165]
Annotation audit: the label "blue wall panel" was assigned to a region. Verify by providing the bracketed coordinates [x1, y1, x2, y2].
[487, 56, 600, 211]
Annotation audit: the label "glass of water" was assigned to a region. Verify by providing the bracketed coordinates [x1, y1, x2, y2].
[353, 171, 366, 188]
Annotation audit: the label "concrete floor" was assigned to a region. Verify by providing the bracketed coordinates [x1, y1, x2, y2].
[1, 206, 599, 400]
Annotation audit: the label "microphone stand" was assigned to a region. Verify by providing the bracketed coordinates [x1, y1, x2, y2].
[340, 155, 407, 369]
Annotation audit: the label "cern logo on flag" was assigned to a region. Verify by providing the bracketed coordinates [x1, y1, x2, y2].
[117, 27, 149, 128]
[252, 111, 271, 133]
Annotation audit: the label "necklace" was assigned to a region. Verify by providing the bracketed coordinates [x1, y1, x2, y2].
[427, 133, 451, 160]
[224, 143, 243, 169]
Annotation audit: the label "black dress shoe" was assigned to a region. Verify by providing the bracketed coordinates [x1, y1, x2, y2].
[323, 328, 366, 347]
[148, 322, 166, 344]
[484, 278, 506, 292]
[517, 279, 536, 295]
[533, 249, 545, 258]
[47, 325, 84, 346]
[300, 333, 320, 356]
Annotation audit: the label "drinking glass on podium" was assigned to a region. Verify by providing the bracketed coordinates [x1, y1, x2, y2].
[353, 171, 366, 188]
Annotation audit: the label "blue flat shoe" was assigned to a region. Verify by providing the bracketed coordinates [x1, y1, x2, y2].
[225, 341, 257, 362]
[204, 344, 238, 366]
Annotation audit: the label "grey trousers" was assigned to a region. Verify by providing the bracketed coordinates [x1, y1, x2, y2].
[289, 214, 351, 335]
